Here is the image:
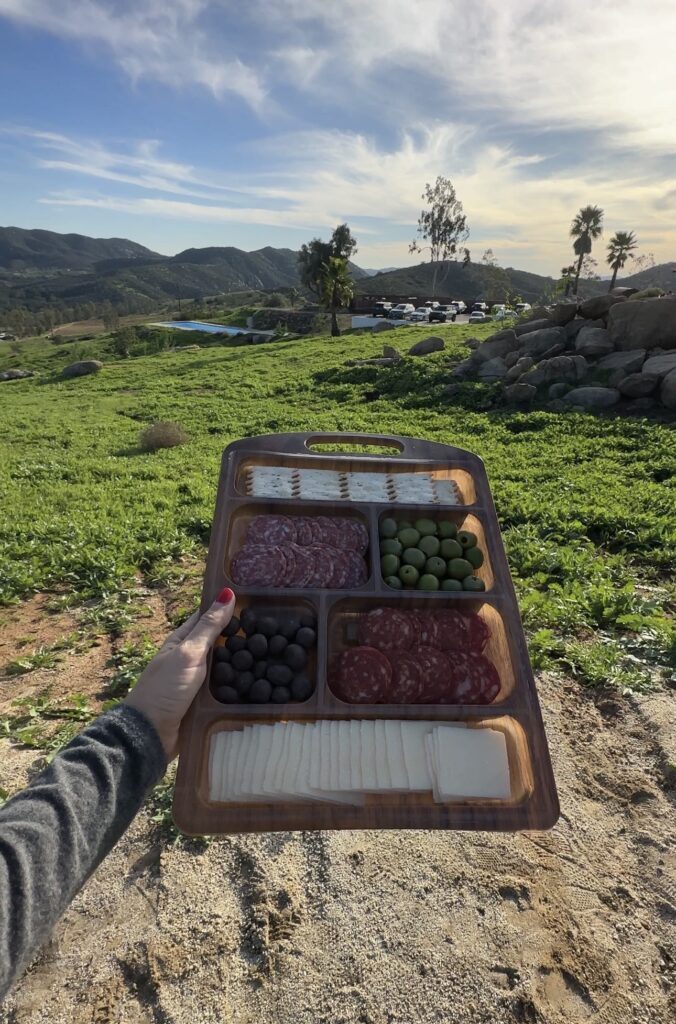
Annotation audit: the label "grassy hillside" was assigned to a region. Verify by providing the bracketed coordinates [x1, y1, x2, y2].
[1, 322, 673, 693]
[0, 226, 158, 272]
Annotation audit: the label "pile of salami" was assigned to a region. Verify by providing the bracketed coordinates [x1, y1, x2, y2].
[330, 607, 500, 705]
[230, 514, 369, 589]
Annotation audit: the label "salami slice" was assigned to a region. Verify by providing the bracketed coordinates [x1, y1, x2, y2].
[342, 549, 368, 587]
[358, 607, 414, 651]
[245, 514, 296, 547]
[447, 652, 501, 703]
[294, 516, 315, 547]
[333, 646, 391, 703]
[434, 609, 470, 651]
[464, 612, 490, 654]
[230, 544, 286, 587]
[417, 611, 442, 648]
[305, 545, 334, 587]
[409, 645, 452, 702]
[332, 518, 369, 555]
[387, 651, 423, 703]
[327, 547, 351, 588]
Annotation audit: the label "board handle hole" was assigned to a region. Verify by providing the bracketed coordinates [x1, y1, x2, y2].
[305, 435, 404, 456]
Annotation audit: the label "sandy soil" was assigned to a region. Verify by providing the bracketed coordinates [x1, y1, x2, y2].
[0, 601, 674, 1024]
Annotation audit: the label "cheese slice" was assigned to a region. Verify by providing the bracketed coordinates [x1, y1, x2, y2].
[384, 720, 409, 791]
[373, 719, 392, 790]
[347, 472, 391, 503]
[298, 468, 342, 499]
[262, 724, 287, 795]
[349, 720, 362, 790]
[432, 479, 459, 505]
[248, 465, 296, 498]
[430, 726, 511, 801]
[360, 720, 378, 790]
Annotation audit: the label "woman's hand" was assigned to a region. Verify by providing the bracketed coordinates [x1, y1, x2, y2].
[124, 587, 235, 760]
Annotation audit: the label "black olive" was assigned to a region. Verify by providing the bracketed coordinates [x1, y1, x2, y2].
[270, 685, 291, 704]
[291, 674, 313, 701]
[213, 645, 231, 663]
[279, 616, 301, 639]
[295, 627, 316, 649]
[299, 612, 316, 630]
[253, 660, 268, 680]
[283, 644, 307, 671]
[268, 634, 288, 658]
[266, 663, 293, 686]
[212, 662, 235, 687]
[221, 615, 240, 638]
[257, 616, 278, 638]
[232, 649, 254, 671]
[226, 635, 247, 654]
[234, 671, 254, 695]
[248, 678, 272, 703]
[246, 633, 268, 659]
[240, 608, 258, 635]
[214, 685, 239, 703]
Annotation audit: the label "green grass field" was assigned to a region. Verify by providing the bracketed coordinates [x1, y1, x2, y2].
[1, 322, 674, 693]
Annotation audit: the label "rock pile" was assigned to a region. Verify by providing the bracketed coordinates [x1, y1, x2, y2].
[0, 369, 35, 382]
[451, 295, 676, 413]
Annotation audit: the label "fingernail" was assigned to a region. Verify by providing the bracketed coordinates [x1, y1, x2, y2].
[216, 587, 234, 604]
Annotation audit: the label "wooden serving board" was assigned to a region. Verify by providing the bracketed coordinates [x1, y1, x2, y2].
[173, 432, 559, 834]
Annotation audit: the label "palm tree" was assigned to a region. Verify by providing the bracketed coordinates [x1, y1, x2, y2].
[606, 231, 638, 291]
[570, 205, 604, 295]
[321, 256, 354, 337]
[561, 264, 576, 297]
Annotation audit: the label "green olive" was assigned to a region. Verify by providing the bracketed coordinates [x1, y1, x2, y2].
[414, 518, 437, 537]
[399, 564, 420, 587]
[441, 578, 463, 591]
[440, 538, 463, 559]
[418, 534, 440, 557]
[462, 575, 486, 591]
[418, 573, 440, 591]
[448, 557, 474, 580]
[381, 553, 400, 577]
[385, 575, 403, 590]
[425, 556, 447, 579]
[402, 547, 426, 570]
[398, 520, 413, 532]
[438, 520, 458, 539]
[380, 538, 403, 557]
[380, 517, 398, 539]
[398, 527, 421, 548]
[465, 546, 484, 569]
[457, 530, 478, 549]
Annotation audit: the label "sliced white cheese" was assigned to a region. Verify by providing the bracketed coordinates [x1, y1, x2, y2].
[347, 472, 391, 503]
[298, 468, 343, 499]
[432, 479, 459, 505]
[393, 472, 435, 504]
[349, 720, 362, 790]
[262, 724, 287, 796]
[373, 719, 392, 790]
[360, 719, 378, 791]
[384, 720, 409, 791]
[319, 719, 333, 792]
[431, 726, 511, 801]
[247, 465, 296, 498]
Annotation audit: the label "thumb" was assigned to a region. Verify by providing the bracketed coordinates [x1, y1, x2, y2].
[185, 588, 236, 651]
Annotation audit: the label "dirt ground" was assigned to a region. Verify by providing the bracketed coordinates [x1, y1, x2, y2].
[0, 599, 674, 1024]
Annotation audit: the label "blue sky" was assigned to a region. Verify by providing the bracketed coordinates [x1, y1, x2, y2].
[0, 0, 674, 274]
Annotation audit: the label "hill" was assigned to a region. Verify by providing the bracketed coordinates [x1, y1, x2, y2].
[0, 226, 158, 272]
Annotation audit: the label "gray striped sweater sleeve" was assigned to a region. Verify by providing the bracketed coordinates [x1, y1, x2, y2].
[0, 704, 166, 1000]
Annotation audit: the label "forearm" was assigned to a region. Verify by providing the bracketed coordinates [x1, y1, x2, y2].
[0, 704, 166, 1000]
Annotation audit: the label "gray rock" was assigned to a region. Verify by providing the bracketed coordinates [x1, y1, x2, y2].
[547, 399, 569, 412]
[575, 327, 614, 357]
[642, 352, 676, 378]
[519, 327, 567, 358]
[596, 349, 646, 373]
[660, 369, 676, 410]
[565, 317, 604, 341]
[549, 302, 578, 326]
[539, 342, 566, 361]
[523, 306, 551, 322]
[605, 369, 627, 389]
[505, 382, 537, 403]
[548, 382, 571, 399]
[626, 397, 657, 414]
[618, 373, 659, 398]
[610, 286, 638, 299]
[504, 350, 520, 369]
[473, 332, 518, 362]
[571, 355, 589, 381]
[519, 365, 547, 387]
[507, 355, 535, 382]
[0, 368, 35, 381]
[563, 386, 621, 410]
[478, 357, 508, 380]
[464, 337, 481, 350]
[515, 318, 552, 337]
[383, 345, 401, 360]
[450, 358, 477, 378]
[61, 359, 103, 379]
[408, 336, 445, 356]
[373, 320, 396, 332]
[541, 355, 578, 384]
[579, 294, 625, 319]
[608, 297, 676, 351]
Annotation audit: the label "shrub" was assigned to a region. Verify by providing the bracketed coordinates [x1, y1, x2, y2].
[139, 421, 188, 452]
[262, 292, 289, 308]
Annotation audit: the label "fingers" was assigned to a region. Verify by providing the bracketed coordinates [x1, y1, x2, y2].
[184, 592, 236, 652]
[161, 610, 200, 649]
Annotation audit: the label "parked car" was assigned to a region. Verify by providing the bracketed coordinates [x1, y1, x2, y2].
[409, 306, 430, 322]
[423, 301, 440, 309]
[388, 303, 416, 320]
[428, 304, 457, 323]
[514, 302, 532, 314]
[468, 310, 490, 323]
[472, 302, 488, 313]
[373, 301, 392, 317]
[493, 308, 516, 322]
[452, 300, 467, 313]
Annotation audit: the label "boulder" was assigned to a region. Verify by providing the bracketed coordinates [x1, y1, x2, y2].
[504, 350, 520, 369]
[548, 382, 571, 399]
[505, 382, 537, 403]
[478, 357, 508, 380]
[61, 360, 103, 379]
[547, 399, 569, 412]
[642, 352, 676, 378]
[539, 342, 566, 361]
[524, 306, 551, 322]
[464, 337, 481, 350]
[549, 302, 578, 326]
[383, 345, 401, 360]
[519, 365, 547, 387]
[0, 368, 34, 381]
[473, 331, 518, 362]
[519, 327, 567, 358]
[608, 297, 676, 351]
[610, 286, 638, 299]
[507, 355, 535, 381]
[575, 327, 614, 357]
[565, 317, 604, 341]
[596, 349, 646, 373]
[450, 358, 476, 378]
[563, 386, 621, 410]
[660, 369, 676, 410]
[541, 355, 578, 384]
[606, 369, 627, 389]
[578, 294, 625, 319]
[626, 397, 657, 414]
[373, 320, 396, 332]
[618, 373, 659, 398]
[571, 355, 589, 381]
[515, 318, 551, 337]
[408, 336, 445, 356]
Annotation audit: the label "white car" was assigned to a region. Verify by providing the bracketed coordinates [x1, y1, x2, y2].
[408, 307, 430, 322]
[452, 300, 467, 313]
[388, 303, 416, 320]
[468, 310, 490, 323]
[493, 308, 516, 321]
[515, 302, 531, 314]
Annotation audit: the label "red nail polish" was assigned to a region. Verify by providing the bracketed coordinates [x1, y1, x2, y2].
[216, 587, 234, 604]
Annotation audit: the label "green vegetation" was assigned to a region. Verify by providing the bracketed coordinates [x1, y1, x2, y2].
[0, 321, 674, 701]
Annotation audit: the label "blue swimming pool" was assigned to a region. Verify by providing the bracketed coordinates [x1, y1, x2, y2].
[152, 320, 246, 335]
